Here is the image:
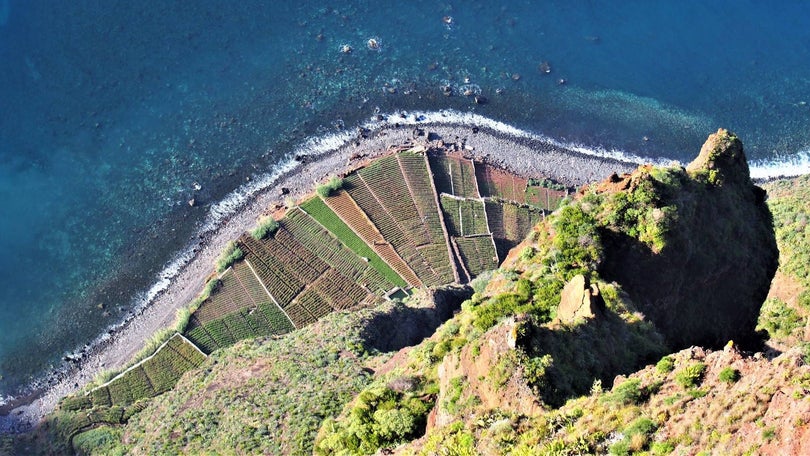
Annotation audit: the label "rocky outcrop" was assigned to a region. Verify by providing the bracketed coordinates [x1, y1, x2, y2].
[598, 129, 778, 349]
[556, 274, 604, 324]
[686, 128, 750, 185]
[433, 318, 543, 429]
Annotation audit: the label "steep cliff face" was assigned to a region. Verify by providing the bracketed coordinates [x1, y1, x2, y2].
[596, 129, 778, 348]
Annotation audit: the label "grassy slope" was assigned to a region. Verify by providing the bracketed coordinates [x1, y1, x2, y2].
[112, 309, 390, 455]
[758, 176, 810, 349]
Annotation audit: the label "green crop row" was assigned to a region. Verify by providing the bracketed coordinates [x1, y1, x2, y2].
[300, 197, 406, 288]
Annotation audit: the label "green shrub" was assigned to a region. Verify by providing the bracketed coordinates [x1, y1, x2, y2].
[547, 203, 602, 280]
[675, 362, 706, 389]
[718, 367, 741, 383]
[215, 241, 244, 273]
[687, 388, 708, 399]
[470, 271, 493, 294]
[757, 297, 804, 339]
[250, 216, 279, 240]
[802, 342, 810, 365]
[650, 441, 676, 455]
[316, 176, 344, 198]
[528, 177, 567, 191]
[174, 307, 191, 333]
[314, 385, 433, 454]
[607, 378, 643, 405]
[610, 417, 658, 455]
[656, 355, 675, 374]
[72, 426, 127, 456]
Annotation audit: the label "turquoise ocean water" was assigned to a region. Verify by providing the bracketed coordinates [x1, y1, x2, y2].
[1, 0, 809, 402]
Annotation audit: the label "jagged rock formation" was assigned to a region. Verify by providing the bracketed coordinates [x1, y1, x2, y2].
[597, 129, 778, 349]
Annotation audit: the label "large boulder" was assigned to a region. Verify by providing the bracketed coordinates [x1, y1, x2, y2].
[557, 274, 604, 324]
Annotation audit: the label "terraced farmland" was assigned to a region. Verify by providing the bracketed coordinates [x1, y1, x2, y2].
[88, 334, 206, 408]
[485, 199, 546, 260]
[299, 196, 407, 288]
[525, 184, 568, 211]
[439, 195, 489, 237]
[476, 162, 529, 203]
[55, 147, 569, 434]
[454, 235, 499, 278]
[179, 149, 562, 356]
[428, 154, 479, 198]
[323, 189, 422, 287]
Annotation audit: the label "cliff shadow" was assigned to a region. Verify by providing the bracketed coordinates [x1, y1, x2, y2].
[597, 226, 771, 352]
[361, 286, 472, 353]
[518, 306, 668, 408]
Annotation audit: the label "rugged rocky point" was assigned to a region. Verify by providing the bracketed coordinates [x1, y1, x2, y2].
[595, 128, 779, 349]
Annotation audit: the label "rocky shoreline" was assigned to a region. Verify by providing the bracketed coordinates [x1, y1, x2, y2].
[0, 113, 636, 434]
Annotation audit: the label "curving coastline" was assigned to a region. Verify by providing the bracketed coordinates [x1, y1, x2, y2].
[1, 110, 666, 433]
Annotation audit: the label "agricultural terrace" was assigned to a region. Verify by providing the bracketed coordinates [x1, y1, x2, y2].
[485, 199, 546, 260]
[476, 162, 529, 203]
[323, 189, 423, 287]
[439, 195, 490, 237]
[526, 183, 567, 211]
[428, 153, 480, 198]
[56, 147, 567, 426]
[299, 196, 407, 288]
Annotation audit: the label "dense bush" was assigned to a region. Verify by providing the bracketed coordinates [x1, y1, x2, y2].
[547, 201, 602, 280]
[215, 241, 244, 273]
[718, 367, 741, 383]
[607, 378, 643, 405]
[757, 297, 804, 339]
[675, 362, 706, 389]
[250, 216, 279, 240]
[609, 416, 658, 455]
[316, 176, 344, 198]
[315, 385, 433, 454]
[656, 355, 675, 374]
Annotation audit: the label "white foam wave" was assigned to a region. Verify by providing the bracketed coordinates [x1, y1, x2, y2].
[354, 109, 669, 167]
[750, 149, 810, 179]
[201, 158, 298, 233]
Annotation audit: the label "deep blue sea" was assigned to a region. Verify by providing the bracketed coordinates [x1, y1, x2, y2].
[1, 0, 809, 402]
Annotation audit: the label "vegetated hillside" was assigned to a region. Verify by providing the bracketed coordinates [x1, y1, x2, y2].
[311, 130, 801, 456]
[6, 132, 809, 455]
[759, 175, 810, 352]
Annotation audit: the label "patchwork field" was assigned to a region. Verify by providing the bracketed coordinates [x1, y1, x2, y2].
[58, 147, 567, 426]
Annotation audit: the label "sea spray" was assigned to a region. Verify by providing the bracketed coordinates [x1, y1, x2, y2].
[750, 149, 810, 180]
